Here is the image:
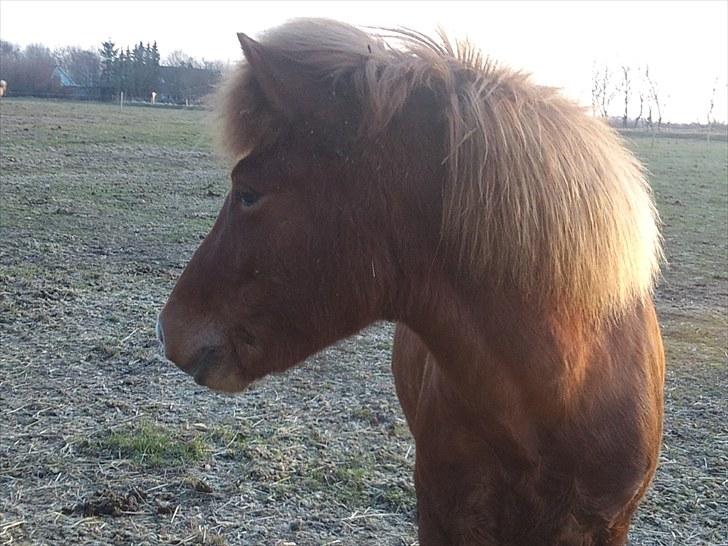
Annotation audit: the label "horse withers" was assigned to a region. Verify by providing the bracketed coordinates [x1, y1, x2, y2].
[157, 19, 664, 546]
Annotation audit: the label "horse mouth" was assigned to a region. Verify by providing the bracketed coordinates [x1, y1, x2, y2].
[184, 345, 223, 382]
[177, 345, 252, 392]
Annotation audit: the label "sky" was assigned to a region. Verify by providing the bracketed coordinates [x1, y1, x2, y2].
[1, 0, 726, 123]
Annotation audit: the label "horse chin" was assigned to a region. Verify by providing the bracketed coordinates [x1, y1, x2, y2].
[195, 369, 252, 393]
[178, 346, 253, 393]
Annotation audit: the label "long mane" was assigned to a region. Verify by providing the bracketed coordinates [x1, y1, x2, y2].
[216, 18, 662, 318]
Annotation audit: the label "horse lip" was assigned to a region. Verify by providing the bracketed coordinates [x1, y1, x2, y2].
[186, 344, 255, 392]
[182, 345, 225, 384]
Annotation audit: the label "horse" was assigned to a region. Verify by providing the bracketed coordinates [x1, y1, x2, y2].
[157, 19, 664, 545]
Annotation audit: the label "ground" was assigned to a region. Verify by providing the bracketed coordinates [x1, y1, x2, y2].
[1, 99, 726, 546]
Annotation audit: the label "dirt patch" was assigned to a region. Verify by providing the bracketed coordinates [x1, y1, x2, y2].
[64, 488, 147, 518]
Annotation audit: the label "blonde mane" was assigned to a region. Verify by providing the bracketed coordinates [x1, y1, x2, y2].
[217, 19, 662, 318]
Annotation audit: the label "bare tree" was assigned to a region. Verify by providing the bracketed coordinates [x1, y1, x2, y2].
[620, 65, 631, 128]
[644, 66, 663, 132]
[633, 65, 657, 129]
[165, 50, 200, 69]
[633, 89, 644, 128]
[0, 40, 21, 86]
[591, 64, 618, 118]
[54, 46, 101, 86]
[634, 66, 654, 133]
[591, 64, 600, 117]
[0, 40, 20, 65]
[706, 77, 717, 141]
[20, 44, 56, 93]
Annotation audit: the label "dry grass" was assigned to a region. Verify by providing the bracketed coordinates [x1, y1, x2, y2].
[1, 99, 726, 545]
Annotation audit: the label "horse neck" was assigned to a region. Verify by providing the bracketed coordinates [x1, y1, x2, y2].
[399, 272, 595, 424]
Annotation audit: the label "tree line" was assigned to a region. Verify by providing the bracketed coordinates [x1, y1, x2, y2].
[1, 41, 721, 126]
[591, 64, 666, 130]
[591, 63, 722, 134]
[0, 39, 224, 102]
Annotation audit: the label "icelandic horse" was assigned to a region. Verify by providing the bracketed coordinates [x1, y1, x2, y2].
[157, 19, 665, 546]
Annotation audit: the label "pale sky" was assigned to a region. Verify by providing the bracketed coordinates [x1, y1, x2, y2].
[1, 0, 726, 122]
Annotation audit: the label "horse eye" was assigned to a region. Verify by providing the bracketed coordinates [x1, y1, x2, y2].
[239, 189, 262, 207]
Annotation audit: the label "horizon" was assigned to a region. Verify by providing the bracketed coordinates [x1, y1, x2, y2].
[0, 0, 726, 123]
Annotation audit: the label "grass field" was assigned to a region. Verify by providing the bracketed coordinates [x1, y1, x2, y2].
[1, 98, 726, 546]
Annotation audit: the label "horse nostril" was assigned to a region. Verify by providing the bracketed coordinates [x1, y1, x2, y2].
[156, 316, 165, 345]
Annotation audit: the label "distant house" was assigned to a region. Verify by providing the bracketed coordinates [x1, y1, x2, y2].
[51, 66, 79, 88]
[157, 66, 221, 105]
[48, 66, 102, 100]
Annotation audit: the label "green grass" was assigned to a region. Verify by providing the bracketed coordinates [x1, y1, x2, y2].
[0, 98, 214, 150]
[627, 134, 728, 307]
[625, 134, 728, 374]
[94, 421, 208, 467]
[0, 98, 228, 301]
[201, 421, 415, 511]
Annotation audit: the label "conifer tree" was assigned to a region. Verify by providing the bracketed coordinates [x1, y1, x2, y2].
[98, 40, 117, 87]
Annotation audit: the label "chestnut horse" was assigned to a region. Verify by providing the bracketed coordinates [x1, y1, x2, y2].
[157, 19, 664, 545]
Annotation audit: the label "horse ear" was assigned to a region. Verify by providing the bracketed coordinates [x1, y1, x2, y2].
[237, 32, 317, 118]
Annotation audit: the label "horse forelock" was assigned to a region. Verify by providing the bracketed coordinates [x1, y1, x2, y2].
[215, 18, 663, 319]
